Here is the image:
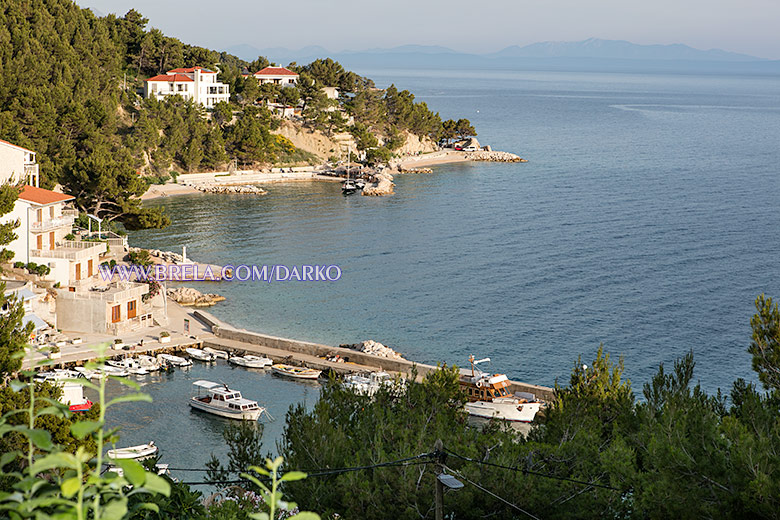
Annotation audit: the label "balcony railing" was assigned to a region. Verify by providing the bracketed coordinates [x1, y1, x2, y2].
[31, 240, 107, 261]
[30, 215, 75, 232]
[62, 209, 79, 218]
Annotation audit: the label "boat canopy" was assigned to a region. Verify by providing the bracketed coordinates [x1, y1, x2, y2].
[192, 380, 222, 389]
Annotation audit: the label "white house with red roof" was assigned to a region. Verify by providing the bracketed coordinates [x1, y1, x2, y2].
[250, 66, 299, 86]
[144, 66, 230, 108]
[5, 185, 106, 287]
[0, 139, 40, 187]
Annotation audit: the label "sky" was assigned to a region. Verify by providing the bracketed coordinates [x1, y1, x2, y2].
[76, 0, 780, 59]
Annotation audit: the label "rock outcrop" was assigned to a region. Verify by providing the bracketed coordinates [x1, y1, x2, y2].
[167, 287, 225, 307]
[129, 247, 184, 264]
[341, 340, 404, 359]
[362, 172, 395, 196]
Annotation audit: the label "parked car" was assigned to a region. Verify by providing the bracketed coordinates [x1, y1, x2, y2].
[463, 145, 479, 152]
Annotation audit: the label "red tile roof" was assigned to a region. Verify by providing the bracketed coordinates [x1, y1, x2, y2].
[18, 185, 74, 205]
[253, 66, 298, 77]
[0, 138, 35, 153]
[167, 66, 216, 74]
[145, 74, 194, 82]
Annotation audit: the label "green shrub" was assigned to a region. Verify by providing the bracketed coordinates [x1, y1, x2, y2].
[13, 261, 24, 268]
[64, 233, 75, 240]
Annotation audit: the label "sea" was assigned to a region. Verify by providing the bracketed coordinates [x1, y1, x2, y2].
[108, 68, 780, 480]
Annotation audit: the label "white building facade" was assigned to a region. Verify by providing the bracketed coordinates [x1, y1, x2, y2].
[0, 139, 40, 186]
[144, 66, 230, 108]
[252, 66, 299, 86]
[4, 185, 105, 288]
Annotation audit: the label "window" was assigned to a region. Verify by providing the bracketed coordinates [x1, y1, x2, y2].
[88, 259, 93, 277]
[37, 209, 43, 222]
[49, 206, 55, 218]
[111, 305, 121, 323]
[127, 299, 137, 319]
[75, 262, 81, 281]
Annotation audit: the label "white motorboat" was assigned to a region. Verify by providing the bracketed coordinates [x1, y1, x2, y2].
[228, 355, 272, 369]
[203, 347, 229, 360]
[73, 366, 101, 380]
[271, 364, 321, 380]
[34, 369, 85, 382]
[185, 348, 216, 362]
[98, 365, 129, 378]
[137, 355, 162, 371]
[157, 353, 192, 367]
[342, 371, 402, 396]
[106, 441, 158, 460]
[107, 358, 149, 375]
[459, 355, 542, 423]
[189, 380, 265, 421]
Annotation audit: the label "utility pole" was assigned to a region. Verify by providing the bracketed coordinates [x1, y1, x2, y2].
[434, 439, 444, 520]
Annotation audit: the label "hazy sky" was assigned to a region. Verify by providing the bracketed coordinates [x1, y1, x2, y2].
[76, 0, 780, 59]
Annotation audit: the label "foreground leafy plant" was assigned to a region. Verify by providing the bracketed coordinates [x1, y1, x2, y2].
[0, 344, 170, 519]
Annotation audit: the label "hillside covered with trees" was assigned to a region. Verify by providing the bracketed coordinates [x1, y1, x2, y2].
[0, 0, 468, 229]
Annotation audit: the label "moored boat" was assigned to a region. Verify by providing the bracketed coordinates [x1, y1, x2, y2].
[229, 355, 272, 368]
[107, 358, 149, 375]
[73, 366, 101, 380]
[271, 364, 321, 380]
[342, 371, 401, 396]
[34, 369, 85, 382]
[203, 347, 229, 359]
[459, 355, 542, 423]
[188, 380, 265, 420]
[157, 353, 192, 367]
[137, 355, 162, 371]
[186, 348, 216, 362]
[106, 441, 158, 460]
[98, 365, 129, 378]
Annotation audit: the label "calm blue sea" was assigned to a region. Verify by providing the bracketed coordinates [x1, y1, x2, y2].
[117, 67, 780, 479]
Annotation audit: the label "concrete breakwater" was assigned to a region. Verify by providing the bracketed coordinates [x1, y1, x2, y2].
[193, 310, 554, 401]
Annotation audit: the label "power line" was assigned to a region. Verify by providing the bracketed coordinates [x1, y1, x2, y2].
[182, 454, 434, 486]
[444, 464, 541, 520]
[443, 448, 619, 491]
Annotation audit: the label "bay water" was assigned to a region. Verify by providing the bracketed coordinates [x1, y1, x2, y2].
[113, 68, 780, 477]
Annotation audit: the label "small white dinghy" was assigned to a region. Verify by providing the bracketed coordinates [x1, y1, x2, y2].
[186, 348, 216, 362]
[203, 347, 229, 360]
[157, 353, 192, 367]
[107, 441, 158, 460]
[229, 355, 272, 369]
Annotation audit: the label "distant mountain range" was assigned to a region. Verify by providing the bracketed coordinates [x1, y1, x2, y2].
[226, 38, 779, 75]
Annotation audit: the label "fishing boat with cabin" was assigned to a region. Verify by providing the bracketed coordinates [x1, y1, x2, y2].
[459, 355, 542, 423]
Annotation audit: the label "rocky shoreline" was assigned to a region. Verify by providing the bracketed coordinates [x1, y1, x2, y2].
[470, 150, 528, 162]
[195, 184, 268, 195]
